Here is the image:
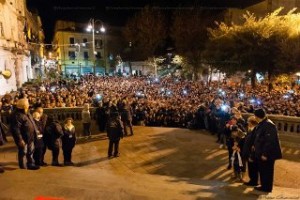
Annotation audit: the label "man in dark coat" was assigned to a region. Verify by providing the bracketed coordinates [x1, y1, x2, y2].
[95, 102, 106, 132]
[45, 114, 64, 166]
[106, 106, 124, 158]
[253, 108, 282, 193]
[242, 116, 259, 186]
[10, 98, 40, 170]
[119, 99, 134, 136]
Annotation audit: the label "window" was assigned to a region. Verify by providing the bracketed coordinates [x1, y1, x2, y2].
[95, 39, 103, 49]
[0, 22, 4, 37]
[83, 51, 89, 60]
[69, 37, 75, 47]
[95, 52, 101, 59]
[69, 51, 76, 60]
[83, 38, 88, 47]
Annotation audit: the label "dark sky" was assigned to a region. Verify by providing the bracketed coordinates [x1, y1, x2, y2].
[26, 0, 263, 43]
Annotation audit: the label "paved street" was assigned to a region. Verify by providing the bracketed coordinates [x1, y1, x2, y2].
[0, 127, 299, 200]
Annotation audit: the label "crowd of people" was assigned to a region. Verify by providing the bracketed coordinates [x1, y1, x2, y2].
[0, 75, 288, 193]
[1, 75, 299, 129]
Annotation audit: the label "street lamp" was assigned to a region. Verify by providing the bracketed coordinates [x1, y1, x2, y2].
[86, 18, 106, 74]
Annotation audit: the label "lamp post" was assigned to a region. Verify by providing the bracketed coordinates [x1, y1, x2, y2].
[86, 18, 106, 75]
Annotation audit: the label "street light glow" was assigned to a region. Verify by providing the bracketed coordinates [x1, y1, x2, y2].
[100, 26, 106, 32]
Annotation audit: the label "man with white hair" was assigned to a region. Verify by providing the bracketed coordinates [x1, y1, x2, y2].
[10, 98, 40, 170]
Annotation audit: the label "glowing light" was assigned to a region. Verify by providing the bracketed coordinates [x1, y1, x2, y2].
[221, 104, 228, 111]
[50, 87, 56, 92]
[96, 94, 102, 100]
[249, 99, 256, 103]
[283, 95, 289, 99]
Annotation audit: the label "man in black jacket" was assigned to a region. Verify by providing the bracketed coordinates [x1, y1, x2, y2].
[95, 102, 106, 132]
[242, 116, 259, 186]
[119, 99, 134, 136]
[106, 106, 124, 158]
[10, 98, 40, 170]
[253, 108, 282, 193]
[45, 115, 64, 166]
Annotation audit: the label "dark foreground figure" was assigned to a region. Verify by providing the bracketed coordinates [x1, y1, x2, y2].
[10, 99, 40, 170]
[106, 106, 124, 158]
[248, 109, 282, 193]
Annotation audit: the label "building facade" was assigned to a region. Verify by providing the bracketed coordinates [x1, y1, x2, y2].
[0, 0, 44, 95]
[53, 20, 125, 76]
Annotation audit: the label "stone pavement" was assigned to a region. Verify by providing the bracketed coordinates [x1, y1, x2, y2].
[0, 127, 299, 200]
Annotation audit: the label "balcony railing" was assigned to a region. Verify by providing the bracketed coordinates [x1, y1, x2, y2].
[1, 108, 300, 138]
[242, 113, 300, 135]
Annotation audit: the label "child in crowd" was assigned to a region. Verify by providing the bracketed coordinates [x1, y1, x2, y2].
[231, 128, 246, 182]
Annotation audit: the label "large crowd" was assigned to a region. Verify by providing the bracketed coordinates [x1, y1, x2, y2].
[0, 75, 286, 193]
[1, 75, 300, 129]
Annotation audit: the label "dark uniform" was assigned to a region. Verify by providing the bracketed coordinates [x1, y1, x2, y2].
[10, 109, 39, 169]
[62, 124, 76, 165]
[96, 104, 106, 132]
[40, 114, 48, 165]
[106, 109, 124, 158]
[242, 127, 259, 186]
[33, 118, 45, 166]
[254, 118, 282, 192]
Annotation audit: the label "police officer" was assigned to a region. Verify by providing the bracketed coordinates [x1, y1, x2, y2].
[35, 107, 48, 166]
[253, 108, 282, 193]
[10, 98, 39, 170]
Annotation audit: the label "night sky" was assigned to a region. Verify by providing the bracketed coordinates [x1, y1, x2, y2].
[26, 0, 263, 43]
